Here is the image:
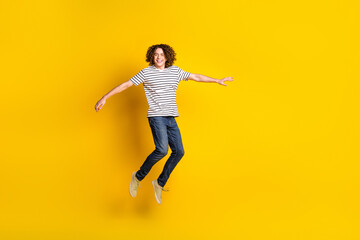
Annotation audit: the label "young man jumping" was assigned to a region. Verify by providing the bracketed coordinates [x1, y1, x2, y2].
[95, 44, 233, 204]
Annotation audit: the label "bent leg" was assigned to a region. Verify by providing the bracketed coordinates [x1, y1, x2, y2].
[157, 118, 184, 187]
[136, 117, 169, 181]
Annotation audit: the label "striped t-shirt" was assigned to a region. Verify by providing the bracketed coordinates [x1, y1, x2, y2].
[129, 65, 191, 117]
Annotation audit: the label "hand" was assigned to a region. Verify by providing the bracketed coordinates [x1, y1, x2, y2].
[95, 98, 106, 112]
[218, 77, 234, 86]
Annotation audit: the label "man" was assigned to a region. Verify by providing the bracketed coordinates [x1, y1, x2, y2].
[95, 44, 233, 204]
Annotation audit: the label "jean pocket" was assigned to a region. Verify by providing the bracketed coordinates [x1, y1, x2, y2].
[148, 117, 160, 126]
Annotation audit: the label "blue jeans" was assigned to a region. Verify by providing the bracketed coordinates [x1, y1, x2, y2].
[135, 116, 185, 187]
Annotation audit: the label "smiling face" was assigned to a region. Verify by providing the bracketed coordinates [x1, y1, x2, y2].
[153, 48, 167, 69]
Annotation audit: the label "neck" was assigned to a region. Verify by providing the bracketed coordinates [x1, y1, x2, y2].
[154, 65, 165, 70]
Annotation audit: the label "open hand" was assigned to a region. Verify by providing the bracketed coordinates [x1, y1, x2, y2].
[218, 77, 234, 86]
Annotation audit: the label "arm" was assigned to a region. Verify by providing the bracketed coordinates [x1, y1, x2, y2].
[103, 80, 134, 100]
[188, 73, 233, 86]
[95, 80, 134, 112]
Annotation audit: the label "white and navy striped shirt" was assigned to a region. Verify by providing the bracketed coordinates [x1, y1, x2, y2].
[129, 65, 191, 117]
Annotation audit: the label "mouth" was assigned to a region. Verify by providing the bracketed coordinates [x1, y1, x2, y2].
[156, 60, 163, 63]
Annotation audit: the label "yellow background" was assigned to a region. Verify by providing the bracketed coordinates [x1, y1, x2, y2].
[1, 0, 359, 239]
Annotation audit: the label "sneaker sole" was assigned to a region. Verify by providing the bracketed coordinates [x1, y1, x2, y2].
[129, 172, 138, 198]
[152, 180, 161, 204]
[129, 184, 136, 197]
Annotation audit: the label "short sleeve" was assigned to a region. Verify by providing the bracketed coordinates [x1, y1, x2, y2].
[177, 66, 191, 82]
[129, 69, 145, 86]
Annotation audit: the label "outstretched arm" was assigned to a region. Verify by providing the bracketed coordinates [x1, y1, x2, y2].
[103, 80, 134, 100]
[94, 80, 134, 112]
[188, 73, 234, 86]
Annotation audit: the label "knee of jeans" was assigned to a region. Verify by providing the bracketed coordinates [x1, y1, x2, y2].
[156, 147, 168, 156]
[178, 148, 185, 158]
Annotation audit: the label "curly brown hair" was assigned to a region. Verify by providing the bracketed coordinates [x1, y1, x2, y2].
[146, 44, 177, 68]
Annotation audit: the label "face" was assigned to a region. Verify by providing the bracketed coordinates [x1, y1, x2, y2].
[153, 48, 167, 68]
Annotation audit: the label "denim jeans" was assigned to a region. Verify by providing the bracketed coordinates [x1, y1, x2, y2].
[135, 116, 185, 187]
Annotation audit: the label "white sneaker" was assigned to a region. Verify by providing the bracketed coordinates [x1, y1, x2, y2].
[152, 179, 169, 204]
[129, 171, 140, 197]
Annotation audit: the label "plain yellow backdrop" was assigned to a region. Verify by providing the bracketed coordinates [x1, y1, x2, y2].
[1, 0, 359, 239]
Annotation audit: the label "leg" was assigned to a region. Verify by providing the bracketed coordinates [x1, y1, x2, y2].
[136, 117, 169, 181]
[157, 117, 185, 187]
